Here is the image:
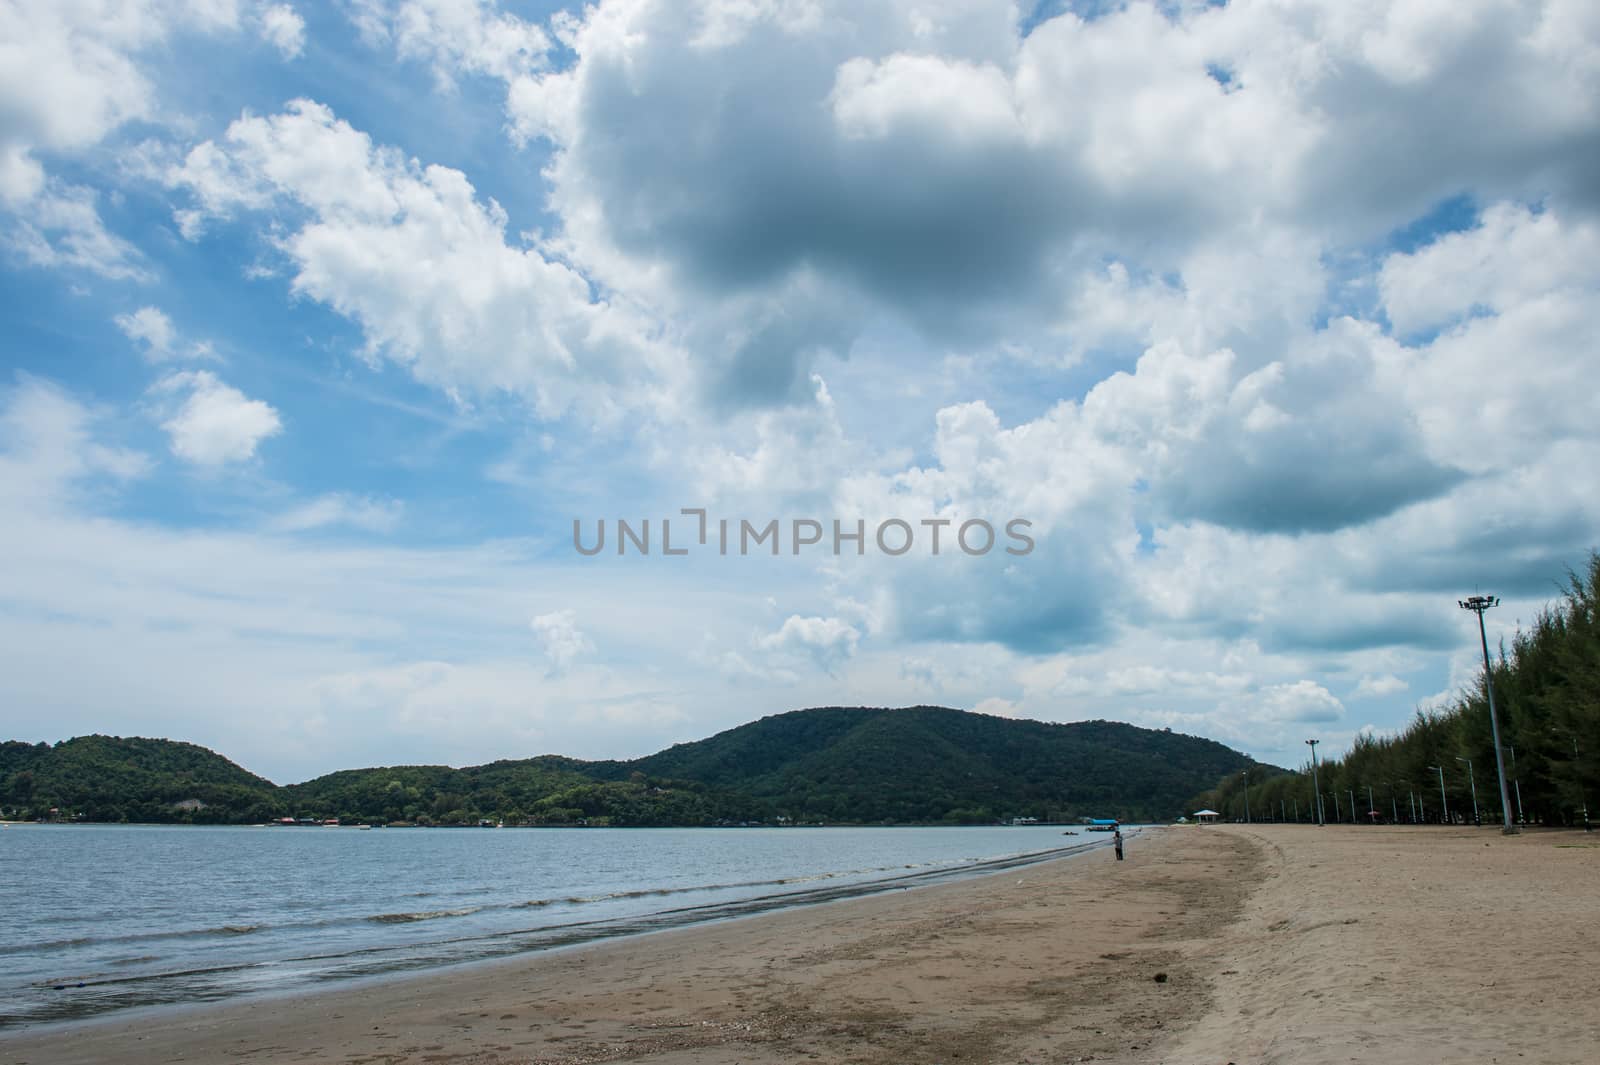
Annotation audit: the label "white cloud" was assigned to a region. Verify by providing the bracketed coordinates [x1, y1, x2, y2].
[154, 370, 282, 466]
[971, 696, 1019, 718]
[1257, 680, 1346, 725]
[1, 376, 150, 505]
[5, 0, 1600, 779]
[756, 614, 861, 676]
[530, 609, 592, 675]
[115, 306, 221, 362]
[362, 0, 550, 91]
[115, 306, 177, 357]
[168, 99, 672, 421]
[1354, 674, 1410, 699]
[0, 0, 286, 270]
[256, 3, 305, 59]
[10, 183, 148, 280]
[273, 493, 404, 534]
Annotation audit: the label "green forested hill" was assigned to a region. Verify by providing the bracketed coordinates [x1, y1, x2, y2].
[588, 707, 1264, 823]
[0, 735, 281, 823]
[2, 707, 1269, 826]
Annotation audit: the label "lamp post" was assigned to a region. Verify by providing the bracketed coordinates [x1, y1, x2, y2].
[1455, 756, 1480, 826]
[1350, 788, 1358, 824]
[1306, 739, 1324, 826]
[1552, 730, 1591, 831]
[1366, 784, 1376, 824]
[1242, 770, 1251, 824]
[1332, 789, 1341, 823]
[1427, 765, 1449, 824]
[1459, 595, 1519, 835]
[1506, 745, 1524, 824]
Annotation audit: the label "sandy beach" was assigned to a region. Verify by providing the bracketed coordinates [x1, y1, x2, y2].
[5, 824, 1597, 1064]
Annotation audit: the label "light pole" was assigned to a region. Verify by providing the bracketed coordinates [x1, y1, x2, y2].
[1455, 757, 1480, 826]
[1350, 788, 1358, 824]
[1459, 595, 1519, 834]
[1552, 730, 1591, 831]
[1332, 789, 1341, 823]
[1427, 765, 1449, 824]
[1306, 739, 1324, 826]
[1506, 745, 1524, 824]
[1242, 770, 1251, 824]
[1367, 784, 1376, 824]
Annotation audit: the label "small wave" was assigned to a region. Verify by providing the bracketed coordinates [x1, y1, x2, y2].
[368, 907, 481, 924]
[107, 954, 161, 968]
[2, 922, 269, 957]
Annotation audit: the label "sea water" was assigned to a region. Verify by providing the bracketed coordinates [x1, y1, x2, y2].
[0, 823, 1117, 1029]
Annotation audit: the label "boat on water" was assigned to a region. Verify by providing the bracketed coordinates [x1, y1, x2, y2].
[1084, 818, 1120, 832]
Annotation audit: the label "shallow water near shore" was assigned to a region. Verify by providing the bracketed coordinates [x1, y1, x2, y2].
[0, 823, 1118, 1029]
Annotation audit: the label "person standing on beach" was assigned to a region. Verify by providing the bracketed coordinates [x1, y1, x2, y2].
[1113, 826, 1124, 861]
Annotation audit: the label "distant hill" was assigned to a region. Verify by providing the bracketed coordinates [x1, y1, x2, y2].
[0, 735, 281, 824]
[2, 708, 1274, 825]
[588, 707, 1267, 823]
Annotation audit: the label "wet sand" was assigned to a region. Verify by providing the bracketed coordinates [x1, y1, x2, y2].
[5, 824, 1594, 1064]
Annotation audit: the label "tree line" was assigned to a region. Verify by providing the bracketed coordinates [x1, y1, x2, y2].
[1200, 553, 1600, 827]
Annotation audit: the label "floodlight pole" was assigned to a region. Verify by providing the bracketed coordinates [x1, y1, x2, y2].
[1349, 788, 1358, 824]
[1306, 739, 1324, 825]
[1242, 770, 1251, 824]
[1460, 595, 1519, 834]
[1428, 765, 1448, 824]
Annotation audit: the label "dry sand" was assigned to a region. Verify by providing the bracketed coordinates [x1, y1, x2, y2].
[4, 824, 1596, 1064]
[1168, 824, 1600, 1065]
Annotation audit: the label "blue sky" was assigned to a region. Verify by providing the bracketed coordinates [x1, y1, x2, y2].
[3, 0, 1598, 783]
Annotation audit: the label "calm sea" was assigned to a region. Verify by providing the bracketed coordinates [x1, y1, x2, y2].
[0, 823, 1117, 1029]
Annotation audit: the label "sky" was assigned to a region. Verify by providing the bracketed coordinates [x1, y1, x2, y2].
[2, 0, 1598, 784]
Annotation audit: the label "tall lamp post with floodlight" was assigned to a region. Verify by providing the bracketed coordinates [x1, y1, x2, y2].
[1242, 770, 1251, 824]
[1460, 595, 1520, 835]
[1306, 739, 1324, 826]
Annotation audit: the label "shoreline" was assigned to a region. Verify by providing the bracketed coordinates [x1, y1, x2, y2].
[4, 831, 1123, 1033]
[14, 824, 1590, 1063]
[5, 825, 1251, 1064]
